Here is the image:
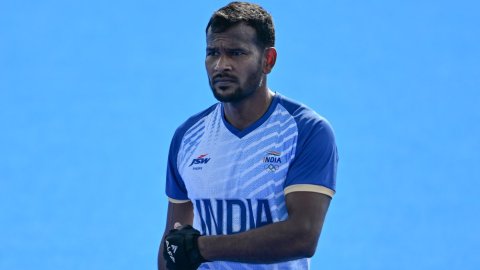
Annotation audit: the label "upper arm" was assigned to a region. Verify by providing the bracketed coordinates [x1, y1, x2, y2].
[284, 115, 338, 196]
[285, 191, 331, 256]
[282, 115, 336, 244]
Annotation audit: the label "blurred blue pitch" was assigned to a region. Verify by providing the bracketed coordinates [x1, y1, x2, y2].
[0, 0, 479, 269]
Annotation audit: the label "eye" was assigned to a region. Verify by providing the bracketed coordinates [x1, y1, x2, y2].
[231, 50, 245, 56]
[206, 49, 219, 56]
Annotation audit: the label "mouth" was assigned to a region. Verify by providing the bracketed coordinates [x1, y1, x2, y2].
[212, 75, 237, 86]
[214, 81, 235, 89]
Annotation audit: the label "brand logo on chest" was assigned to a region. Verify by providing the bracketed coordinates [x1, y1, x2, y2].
[189, 154, 211, 170]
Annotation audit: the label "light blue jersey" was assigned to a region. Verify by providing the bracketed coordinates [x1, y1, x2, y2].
[166, 93, 338, 269]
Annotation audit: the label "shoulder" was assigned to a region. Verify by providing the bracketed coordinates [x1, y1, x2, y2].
[171, 103, 219, 141]
[276, 93, 335, 137]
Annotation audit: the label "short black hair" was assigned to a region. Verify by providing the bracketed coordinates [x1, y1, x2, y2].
[206, 2, 275, 49]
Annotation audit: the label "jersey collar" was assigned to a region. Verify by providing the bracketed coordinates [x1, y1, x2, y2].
[221, 92, 280, 139]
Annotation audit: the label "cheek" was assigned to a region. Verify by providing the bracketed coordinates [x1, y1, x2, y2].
[205, 61, 214, 76]
[242, 58, 262, 72]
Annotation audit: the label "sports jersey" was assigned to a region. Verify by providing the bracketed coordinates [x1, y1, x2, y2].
[165, 92, 338, 270]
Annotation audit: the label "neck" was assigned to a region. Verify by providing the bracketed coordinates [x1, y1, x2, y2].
[223, 87, 274, 131]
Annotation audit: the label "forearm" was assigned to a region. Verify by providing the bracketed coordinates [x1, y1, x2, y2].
[197, 218, 319, 264]
[159, 201, 195, 270]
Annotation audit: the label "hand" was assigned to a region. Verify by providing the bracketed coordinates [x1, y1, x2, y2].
[163, 223, 208, 270]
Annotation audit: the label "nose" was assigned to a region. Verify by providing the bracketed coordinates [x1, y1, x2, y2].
[214, 55, 231, 71]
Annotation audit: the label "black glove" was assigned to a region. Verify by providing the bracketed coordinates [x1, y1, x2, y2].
[163, 225, 208, 270]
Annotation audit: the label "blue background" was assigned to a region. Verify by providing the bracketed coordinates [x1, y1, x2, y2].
[1, 0, 479, 269]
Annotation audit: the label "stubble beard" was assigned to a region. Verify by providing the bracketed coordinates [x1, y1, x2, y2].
[210, 68, 264, 104]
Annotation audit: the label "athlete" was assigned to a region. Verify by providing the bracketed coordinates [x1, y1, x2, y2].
[158, 2, 338, 269]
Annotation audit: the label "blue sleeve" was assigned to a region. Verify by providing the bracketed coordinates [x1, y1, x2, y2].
[165, 128, 189, 201]
[285, 113, 338, 191]
[165, 104, 218, 201]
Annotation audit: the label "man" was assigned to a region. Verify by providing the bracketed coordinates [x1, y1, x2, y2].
[158, 2, 338, 269]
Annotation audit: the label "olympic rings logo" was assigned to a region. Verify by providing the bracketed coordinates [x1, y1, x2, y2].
[265, 164, 279, 172]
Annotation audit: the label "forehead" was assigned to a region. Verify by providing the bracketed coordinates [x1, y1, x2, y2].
[206, 23, 258, 48]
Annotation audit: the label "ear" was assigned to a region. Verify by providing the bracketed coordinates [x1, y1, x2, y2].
[263, 47, 277, 74]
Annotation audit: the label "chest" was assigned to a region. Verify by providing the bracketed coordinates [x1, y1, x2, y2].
[177, 121, 297, 199]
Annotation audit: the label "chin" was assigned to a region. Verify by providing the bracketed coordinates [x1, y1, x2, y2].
[213, 92, 238, 103]
[211, 87, 242, 103]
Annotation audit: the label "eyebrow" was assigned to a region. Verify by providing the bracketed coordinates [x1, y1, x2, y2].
[206, 46, 248, 51]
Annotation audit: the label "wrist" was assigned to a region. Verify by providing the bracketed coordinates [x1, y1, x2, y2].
[197, 235, 210, 261]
